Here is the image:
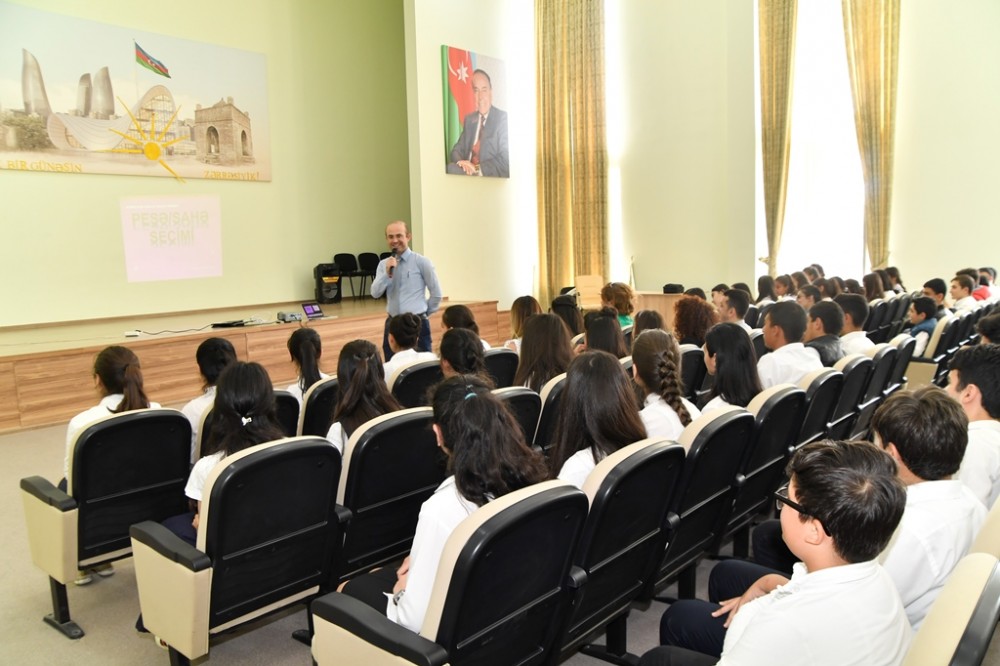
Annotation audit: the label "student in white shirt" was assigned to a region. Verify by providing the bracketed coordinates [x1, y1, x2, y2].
[549, 351, 647, 489]
[512, 313, 572, 393]
[717, 289, 753, 334]
[632, 329, 700, 441]
[325, 339, 401, 454]
[441, 304, 491, 350]
[504, 295, 542, 353]
[948, 344, 1000, 508]
[756, 301, 822, 389]
[834, 294, 877, 356]
[950, 274, 978, 313]
[338, 375, 548, 632]
[701, 323, 764, 413]
[64, 345, 161, 584]
[285, 327, 329, 404]
[180, 337, 237, 463]
[382, 313, 438, 385]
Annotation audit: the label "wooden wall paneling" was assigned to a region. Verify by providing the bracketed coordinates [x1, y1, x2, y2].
[0, 362, 20, 430]
[15, 349, 103, 428]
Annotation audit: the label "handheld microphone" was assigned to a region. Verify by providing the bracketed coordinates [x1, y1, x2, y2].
[388, 249, 398, 277]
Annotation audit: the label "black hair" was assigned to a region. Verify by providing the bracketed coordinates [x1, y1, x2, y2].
[757, 275, 777, 302]
[885, 267, 905, 291]
[775, 275, 794, 296]
[195, 337, 237, 388]
[333, 340, 401, 437]
[950, 344, 1000, 418]
[731, 282, 753, 300]
[923, 278, 947, 297]
[204, 361, 284, 457]
[797, 285, 821, 306]
[952, 274, 975, 295]
[550, 295, 584, 336]
[788, 439, 906, 563]
[803, 266, 819, 282]
[633, 309, 665, 338]
[389, 313, 422, 350]
[514, 314, 573, 393]
[442, 304, 480, 335]
[791, 271, 809, 289]
[432, 375, 547, 507]
[711, 283, 730, 295]
[977, 314, 1000, 345]
[287, 327, 322, 392]
[684, 287, 707, 300]
[871, 387, 968, 480]
[808, 301, 845, 336]
[585, 307, 629, 358]
[844, 278, 864, 295]
[910, 296, 937, 321]
[834, 294, 870, 329]
[440, 328, 490, 381]
[765, 301, 807, 344]
[93, 346, 150, 413]
[704, 323, 763, 408]
[724, 288, 751, 318]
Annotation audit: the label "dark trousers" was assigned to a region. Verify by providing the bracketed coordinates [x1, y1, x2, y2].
[638, 646, 719, 666]
[382, 315, 432, 361]
[751, 519, 796, 575]
[658, 560, 785, 658]
[340, 562, 400, 612]
[162, 511, 197, 547]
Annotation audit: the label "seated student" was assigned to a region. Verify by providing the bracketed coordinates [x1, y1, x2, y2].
[674, 296, 719, 347]
[886, 267, 906, 294]
[382, 313, 438, 383]
[834, 294, 876, 356]
[326, 340, 401, 454]
[339, 376, 548, 632]
[718, 289, 752, 333]
[504, 295, 542, 353]
[285, 327, 329, 405]
[731, 282, 753, 300]
[795, 285, 820, 310]
[639, 440, 910, 666]
[921, 277, 951, 320]
[439, 328, 492, 383]
[790, 271, 810, 290]
[710, 284, 730, 311]
[584, 307, 630, 357]
[756, 301, 822, 389]
[977, 312, 1000, 345]
[65, 345, 161, 584]
[948, 344, 1000, 508]
[774, 274, 795, 301]
[957, 267, 991, 302]
[815, 277, 842, 300]
[162, 362, 285, 547]
[549, 351, 647, 488]
[513, 313, 573, 392]
[756, 275, 777, 305]
[876, 269, 897, 299]
[685, 287, 708, 300]
[441, 304, 490, 349]
[950, 273, 978, 313]
[982, 266, 1000, 300]
[602, 281, 637, 327]
[550, 294, 584, 336]
[633, 329, 700, 440]
[843, 278, 865, 296]
[803, 301, 846, 367]
[702, 323, 763, 412]
[181, 338, 237, 463]
[907, 296, 939, 356]
[863, 272, 885, 303]
[633, 309, 666, 338]
[803, 265, 820, 283]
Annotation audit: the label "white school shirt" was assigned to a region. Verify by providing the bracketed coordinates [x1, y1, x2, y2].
[957, 420, 1000, 508]
[324, 421, 347, 455]
[756, 343, 822, 389]
[64, 394, 161, 478]
[639, 394, 701, 443]
[954, 295, 978, 313]
[181, 386, 216, 463]
[383, 349, 438, 386]
[879, 480, 986, 629]
[718, 560, 911, 666]
[285, 372, 330, 405]
[185, 451, 225, 502]
[840, 331, 876, 356]
[557, 449, 598, 489]
[701, 395, 732, 414]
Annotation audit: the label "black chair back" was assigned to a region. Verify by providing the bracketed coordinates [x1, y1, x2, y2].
[493, 387, 542, 444]
[390, 359, 444, 408]
[825, 356, 873, 440]
[744, 305, 760, 329]
[273, 390, 300, 436]
[484, 348, 519, 388]
[795, 369, 844, 449]
[332, 253, 359, 272]
[750, 329, 768, 360]
[850, 345, 898, 440]
[72, 410, 191, 563]
[679, 344, 707, 402]
[533, 373, 568, 454]
[335, 408, 446, 582]
[884, 336, 915, 396]
[203, 437, 344, 628]
[299, 377, 341, 436]
[357, 252, 380, 274]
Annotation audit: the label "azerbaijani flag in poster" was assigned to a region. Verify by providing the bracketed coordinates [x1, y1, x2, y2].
[135, 41, 170, 78]
[442, 46, 475, 162]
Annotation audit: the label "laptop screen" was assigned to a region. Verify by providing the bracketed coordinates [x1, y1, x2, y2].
[302, 302, 324, 319]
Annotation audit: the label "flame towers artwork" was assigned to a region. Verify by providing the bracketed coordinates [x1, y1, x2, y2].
[0, 1, 271, 182]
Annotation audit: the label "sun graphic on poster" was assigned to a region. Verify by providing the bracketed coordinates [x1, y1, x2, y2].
[107, 96, 185, 182]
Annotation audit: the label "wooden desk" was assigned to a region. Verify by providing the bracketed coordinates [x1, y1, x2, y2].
[635, 292, 685, 330]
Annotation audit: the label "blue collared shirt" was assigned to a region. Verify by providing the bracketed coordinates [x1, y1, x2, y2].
[371, 248, 442, 316]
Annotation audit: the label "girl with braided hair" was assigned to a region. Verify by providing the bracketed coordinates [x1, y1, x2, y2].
[439, 328, 493, 385]
[548, 351, 647, 489]
[326, 339, 401, 453]
[631, 329, 701, 443]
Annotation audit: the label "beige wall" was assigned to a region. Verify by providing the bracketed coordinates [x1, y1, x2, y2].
[617, 0, 756, 293]
[890, 0, 1000, 285]
[403, 0, 537, 310]
[1, 0, 410, 326]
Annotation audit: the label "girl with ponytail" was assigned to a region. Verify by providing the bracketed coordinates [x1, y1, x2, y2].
[181, 337, 237, 462]
[631, 329, 701, 443]
[382, 313, 438, 384]
[326, 340, 401, 452]
[285, 327, 328, 404]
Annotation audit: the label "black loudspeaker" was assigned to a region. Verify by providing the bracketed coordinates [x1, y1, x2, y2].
[314, 263, 342, 304]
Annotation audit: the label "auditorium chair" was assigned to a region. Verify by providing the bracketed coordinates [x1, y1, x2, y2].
[533, 372, 568, 455]
[194, 405, 218, 461]
[902, 553, 1000, 666]
[744, 305, 760, 329]
[555, 439, 686, 665]
[298, 376, 340, 436]
[865, 299, 890, 343]
[794, 369, 843, 450]
[333, 253, 364, 298]
[310, 481, 589, 666]
[907, 315, 959, 389]
[884, 334, 916, 396]
[716, 384, 806, 558]
[649, 407, 755, 599]
[357, 252, 381, 296]
[334, 407, 446, 585]
[622, 325, 634, 349]
[825, 354, 874, 440]
[749, 329, 768, 360]
[483, 347, 519, 388]
[678, 344, 707, 403]
[887, 293, 912, 340]
[21, 409, 191, 639]
[273, 390, 300, 436]
[756, 302, 774, 328]
[389, 359, 444, 408]
[130, 437, 348, 665]
[849, 344, 898, 440]
[493, 386, 542, 443]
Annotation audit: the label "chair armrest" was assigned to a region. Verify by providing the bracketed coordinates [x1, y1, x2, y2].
[130, 521, 211, 572]
[20, 476, 76, 511]
[334, 504, 353, 528]
[20, 476, 79, 583]
[311, 592, 449, 666]
[566, 564, 588, 591]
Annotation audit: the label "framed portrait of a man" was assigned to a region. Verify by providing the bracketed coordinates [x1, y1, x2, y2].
[441, 46, 508, 179]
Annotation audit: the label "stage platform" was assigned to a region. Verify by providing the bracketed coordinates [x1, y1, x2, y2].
[0, 298, 504, 433]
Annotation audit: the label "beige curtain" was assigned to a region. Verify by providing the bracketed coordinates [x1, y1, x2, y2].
[842, 0, 900, 271]
[536, 0, 608, 305]
[758, 0, 798, 277]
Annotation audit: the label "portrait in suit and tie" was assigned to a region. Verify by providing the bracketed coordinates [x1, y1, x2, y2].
[443, 47, 509, 178]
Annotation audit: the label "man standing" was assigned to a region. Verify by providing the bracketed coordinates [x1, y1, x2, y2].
[447, 69, 509, 178]
[371, 221, 442, 360]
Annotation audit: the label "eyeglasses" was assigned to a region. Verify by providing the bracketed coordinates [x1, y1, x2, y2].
[774, 484, 826, 534]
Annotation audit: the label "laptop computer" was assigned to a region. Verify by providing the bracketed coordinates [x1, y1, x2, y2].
[302, 302, 325, 320]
